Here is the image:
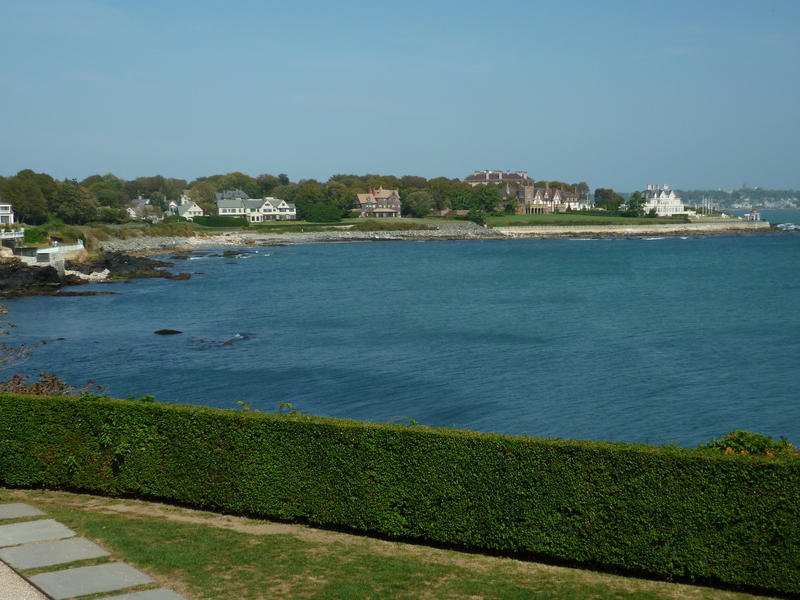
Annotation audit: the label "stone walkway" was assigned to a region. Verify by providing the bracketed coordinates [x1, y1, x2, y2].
[0, 503, 186, 599]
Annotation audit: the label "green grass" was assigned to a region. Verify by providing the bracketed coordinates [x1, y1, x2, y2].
[0, 488, 779, 600]
[486, 213, 690, 226]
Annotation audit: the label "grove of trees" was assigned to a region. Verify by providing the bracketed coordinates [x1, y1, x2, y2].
[0, 169, 592, 225]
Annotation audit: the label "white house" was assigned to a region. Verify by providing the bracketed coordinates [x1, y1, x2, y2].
[176, 201, 204, 220]
[642, 185, 686, 216]
[168, 192, 204, 221]
[217, 194, 296, 222]
[0, 200, 14, 226]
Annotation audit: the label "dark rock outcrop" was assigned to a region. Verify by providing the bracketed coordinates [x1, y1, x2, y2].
[154, 329, 182, 335]
[67, 252, 190, 281]
[0, 261, 61, 297]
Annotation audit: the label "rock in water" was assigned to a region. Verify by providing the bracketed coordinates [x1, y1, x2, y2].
[154, 329, 182, 335]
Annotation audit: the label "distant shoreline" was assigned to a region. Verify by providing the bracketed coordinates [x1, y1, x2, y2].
[96, 220, 776, 255]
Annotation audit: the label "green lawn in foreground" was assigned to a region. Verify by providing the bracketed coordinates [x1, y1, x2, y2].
[486, 213, 690, 226]
[0, 488, 778, 600]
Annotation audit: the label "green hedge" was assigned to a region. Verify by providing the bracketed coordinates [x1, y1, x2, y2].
[0, 394, 798, 595]
[192, 215, 248, 227]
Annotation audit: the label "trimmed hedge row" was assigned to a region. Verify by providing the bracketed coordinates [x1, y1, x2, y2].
[0, 394, 798, 595]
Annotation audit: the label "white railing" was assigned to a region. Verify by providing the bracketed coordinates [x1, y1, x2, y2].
[36, 240, 84, 255]
[0, 229, 24, 239]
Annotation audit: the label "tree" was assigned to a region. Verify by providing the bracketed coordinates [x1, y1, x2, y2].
[624, 191, 646, 217]
[594, 188, 624, 211]
[1, 178, 48, 224]
[53, 182, 98, 224]
[302, 203, 341, 222]
[323, 181, 352, 215]
[256, 174, 280, 197]
[217, 172, 258, 198]
[466, 207, 486, 225]
[470, 185, 502, 213]
[402, 190, 434, 218]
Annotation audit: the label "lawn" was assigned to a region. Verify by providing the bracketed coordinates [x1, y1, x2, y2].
[0, 488, 779, 600]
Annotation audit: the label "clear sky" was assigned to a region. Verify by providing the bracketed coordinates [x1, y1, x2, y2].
[1, 0, 798, 191]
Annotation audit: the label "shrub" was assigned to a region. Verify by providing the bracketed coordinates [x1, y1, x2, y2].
[0, 394, 797, 596]
[24, 227, 48, 244]
[193, 216, 248, 228]
[466, 208, 486, 225]
[301, 203, 342, 223]
[698, 430, 799, 459]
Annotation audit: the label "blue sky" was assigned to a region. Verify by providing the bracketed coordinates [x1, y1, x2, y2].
[1, 0, 798, 191]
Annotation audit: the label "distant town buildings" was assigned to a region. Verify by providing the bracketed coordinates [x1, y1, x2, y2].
[354, 187, 402, 218]
[0, 199, 14, 225]
[465, 170, 530, 187]
[642, 185, 686, 216]
[216, 190, 296, 222]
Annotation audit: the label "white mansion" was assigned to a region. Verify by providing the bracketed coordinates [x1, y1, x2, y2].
[642, 185, 686, 216]
[216, 189, 296, 222]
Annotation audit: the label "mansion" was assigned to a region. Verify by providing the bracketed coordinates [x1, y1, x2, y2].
[353, 187, 402, 218]
[465, 170, 531, 186]
[642, 185, 686, 216]
[216, 189, 296, 222]
[511, 183, 589, 214]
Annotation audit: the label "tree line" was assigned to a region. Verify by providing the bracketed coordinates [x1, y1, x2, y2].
[0, 169, 592, 224]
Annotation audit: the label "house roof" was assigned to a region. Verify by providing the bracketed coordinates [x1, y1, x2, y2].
[356, 187, 400, 205]
[217, 199, 246, 209]
[215, 189, 249, 202]
[243, 199, 265, 211]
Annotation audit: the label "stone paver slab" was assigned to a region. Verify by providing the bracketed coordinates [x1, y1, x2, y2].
[0, 503, 45, 520]
[0, 536, 110, 569]
[30, 562, 154, 599]
[99, 590, 187, 600]
[0, 519, 75, 547]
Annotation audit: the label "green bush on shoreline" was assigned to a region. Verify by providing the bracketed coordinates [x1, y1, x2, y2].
[0, 393, 797, 596]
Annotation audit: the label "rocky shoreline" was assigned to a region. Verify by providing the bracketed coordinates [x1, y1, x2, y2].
[95, 220, 775, 255]
[0, 220, 780, 297]
[96, 222, 502, 254]
[0, 253, 190, 298]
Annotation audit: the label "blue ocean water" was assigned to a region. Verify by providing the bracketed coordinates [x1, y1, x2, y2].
[3, 233, 799, 447]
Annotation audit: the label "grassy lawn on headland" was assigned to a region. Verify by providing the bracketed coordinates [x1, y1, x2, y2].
[0, 488, 779, 600]
[486, 213, 691, 227]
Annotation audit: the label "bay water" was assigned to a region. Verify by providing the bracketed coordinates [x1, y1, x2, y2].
[3, 230, 799, 448]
